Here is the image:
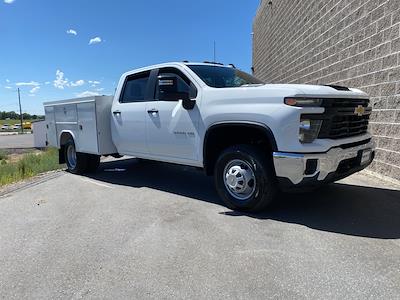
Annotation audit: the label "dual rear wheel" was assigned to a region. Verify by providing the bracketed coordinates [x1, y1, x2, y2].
[64, 139, 100, 174]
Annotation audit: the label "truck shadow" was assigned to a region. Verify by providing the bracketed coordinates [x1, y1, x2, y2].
[87, 158, 400, 239]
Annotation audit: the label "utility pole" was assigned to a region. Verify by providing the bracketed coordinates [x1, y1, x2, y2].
[17, 88, 23, 133]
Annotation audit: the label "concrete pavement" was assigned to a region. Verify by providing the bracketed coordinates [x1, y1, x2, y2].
[0, 158, 399, 299]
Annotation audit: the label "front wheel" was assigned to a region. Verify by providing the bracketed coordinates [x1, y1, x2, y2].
[214, 145, 278, 212]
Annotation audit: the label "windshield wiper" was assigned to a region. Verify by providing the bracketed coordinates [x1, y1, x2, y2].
[240, 83, 265, 87]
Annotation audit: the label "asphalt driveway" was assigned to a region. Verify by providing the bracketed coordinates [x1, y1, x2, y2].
[0, 158, 399, 299]
[0, 133, 34, 149]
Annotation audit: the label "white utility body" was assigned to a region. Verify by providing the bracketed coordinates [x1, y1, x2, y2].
[44, 62, 375, 212]
[44, 96, 117, 155]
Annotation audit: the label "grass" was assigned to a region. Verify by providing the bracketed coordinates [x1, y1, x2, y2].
[0, 148, 62, 187]
[0, 150, 8, 161]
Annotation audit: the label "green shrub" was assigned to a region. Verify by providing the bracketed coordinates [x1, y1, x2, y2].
[0, 150, 7, 161]
[0, 148, 61, 186]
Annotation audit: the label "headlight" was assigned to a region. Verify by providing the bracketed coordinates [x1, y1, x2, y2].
[285, 98, 322, 107]
[299, 118, 322, 143]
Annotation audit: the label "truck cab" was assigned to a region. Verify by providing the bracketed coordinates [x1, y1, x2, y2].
[45, 62, 375, 212]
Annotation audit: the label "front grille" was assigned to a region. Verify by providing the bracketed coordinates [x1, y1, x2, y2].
[322, 98, 369, 108]
[318, 114, 370, 139]
[318, 98, 371, 139]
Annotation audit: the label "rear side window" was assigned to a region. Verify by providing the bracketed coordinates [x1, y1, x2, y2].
[120, 71, 150, 103]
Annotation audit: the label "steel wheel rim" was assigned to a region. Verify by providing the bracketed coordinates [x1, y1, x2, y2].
[223, 159, 256, 201]
[66, 144, 77, 169]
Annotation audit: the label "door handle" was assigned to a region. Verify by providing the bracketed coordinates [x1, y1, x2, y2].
[113, 110, 121, 115]
[147, 109, 159, 114]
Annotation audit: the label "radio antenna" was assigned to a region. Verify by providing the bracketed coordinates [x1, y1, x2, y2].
[213, 41, 216, 63]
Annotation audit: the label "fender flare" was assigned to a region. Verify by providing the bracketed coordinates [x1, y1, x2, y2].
[202, 121, 278, 173]
[58, 130, 77, 148]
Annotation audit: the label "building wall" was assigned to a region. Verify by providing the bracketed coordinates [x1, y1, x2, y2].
[253, 0, 400, 181]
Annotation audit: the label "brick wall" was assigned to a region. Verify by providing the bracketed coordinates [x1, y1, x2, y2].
[253, 0, 400, 181]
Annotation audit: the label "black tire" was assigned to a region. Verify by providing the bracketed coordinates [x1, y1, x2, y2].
[214, 145, 278, 212]
[86, 154, 100, 173]
[64, 139, 88, 174]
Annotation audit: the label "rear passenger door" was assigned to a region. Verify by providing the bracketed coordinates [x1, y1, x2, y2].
[111, 70, 154, 155]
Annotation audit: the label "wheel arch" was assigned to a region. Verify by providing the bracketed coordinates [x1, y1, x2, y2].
[203, 122, 278, 176]
[58, 130, 77, 164]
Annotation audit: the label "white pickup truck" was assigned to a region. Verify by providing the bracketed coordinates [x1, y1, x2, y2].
[44, 62, 375, 212]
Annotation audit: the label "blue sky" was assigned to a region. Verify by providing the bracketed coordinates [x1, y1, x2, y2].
[0, 0, 260, 114]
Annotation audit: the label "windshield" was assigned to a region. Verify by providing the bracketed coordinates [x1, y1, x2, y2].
[188, 65, 264, 88]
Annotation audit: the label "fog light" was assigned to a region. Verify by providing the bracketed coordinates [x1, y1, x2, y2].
[305, 159, 318, 175]
[299, 119, 322, 143]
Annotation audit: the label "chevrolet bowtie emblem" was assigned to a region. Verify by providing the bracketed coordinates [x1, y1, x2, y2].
[354, 105, 365, 116]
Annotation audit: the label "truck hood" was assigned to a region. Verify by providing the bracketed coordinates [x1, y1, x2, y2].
[204, 83, 369, 105]
[257, 83, 369, 99]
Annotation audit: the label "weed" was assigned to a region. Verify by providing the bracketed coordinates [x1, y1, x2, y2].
[0, 148, 61, 186]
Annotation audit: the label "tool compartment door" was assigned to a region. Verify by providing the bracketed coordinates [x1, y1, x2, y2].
[77, 101, 99, 154]
[44, 106, 57, 147]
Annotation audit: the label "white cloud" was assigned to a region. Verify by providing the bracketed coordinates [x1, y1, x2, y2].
[66, 29, 77, 36]
[53, 70, 69, 89]
[6, 79, 10, 83]
[5, 86, 12, 89]
[88, 80, 101, 87]
[30, 86, 40, 94]
[76, 91, 100, 97]
[4, 0, 15, 4]
[16, 81, 40, 87]
[45, 81, 51, 85]
[70, 79, 85, 87]
[96, 87, 105, 92]
[89, 37, 102, 45]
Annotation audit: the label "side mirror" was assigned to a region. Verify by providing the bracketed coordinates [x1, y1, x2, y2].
[181, 92, 196, 110]
[158, 75, 196, 110]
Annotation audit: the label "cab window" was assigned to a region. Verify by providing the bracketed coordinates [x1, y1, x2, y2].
[120, 71, 150, 103]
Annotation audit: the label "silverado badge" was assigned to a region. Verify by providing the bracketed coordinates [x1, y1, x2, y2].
[354, 105, 365, 117]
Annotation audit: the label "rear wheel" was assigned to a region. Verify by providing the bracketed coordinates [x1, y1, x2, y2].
[64, 139, 88, 174]
[214, 145, 278, 212]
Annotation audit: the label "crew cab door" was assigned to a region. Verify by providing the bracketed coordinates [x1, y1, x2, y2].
[111, 70, 154, 155]
[146, 67, 200, 161]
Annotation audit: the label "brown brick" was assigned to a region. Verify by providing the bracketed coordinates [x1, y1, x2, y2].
[387, 95, 400, 109]
[388, 67, 400, 81]
[253, 0, 400, 180]
[391, 37, 400, 53]
[379, 110, 396, 122]
[382, 54, 398, 69]
[390, 166, 400, 181]
[387, 124, 400, 137]
[377, 15, 392, 32]
[376, 42, 391, 57]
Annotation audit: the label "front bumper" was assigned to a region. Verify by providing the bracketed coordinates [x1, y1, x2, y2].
[273, 139, 375, 190]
